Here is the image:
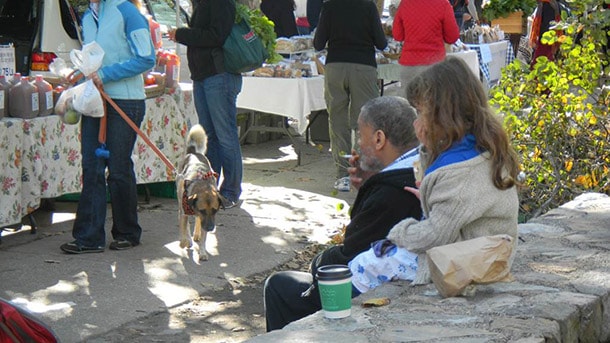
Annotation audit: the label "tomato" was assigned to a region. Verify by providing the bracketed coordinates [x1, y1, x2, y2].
[144, 74, 156, 86]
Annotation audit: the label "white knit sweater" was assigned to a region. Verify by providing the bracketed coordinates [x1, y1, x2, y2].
[387, 152, 519, 284]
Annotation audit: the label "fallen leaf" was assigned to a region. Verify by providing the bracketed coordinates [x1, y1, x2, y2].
[361, 297, 390, 308]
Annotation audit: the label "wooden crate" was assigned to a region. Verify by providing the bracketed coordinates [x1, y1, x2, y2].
[491, 11, 526, 34]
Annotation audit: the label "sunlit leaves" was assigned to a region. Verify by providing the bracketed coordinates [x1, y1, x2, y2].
[489, 0, 610, 221]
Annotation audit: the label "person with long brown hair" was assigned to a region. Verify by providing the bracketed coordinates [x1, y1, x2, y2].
[386, 56, 521, 285]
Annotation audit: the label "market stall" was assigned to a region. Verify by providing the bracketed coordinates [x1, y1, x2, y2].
[236, 75, 325, 136]
[465, 40, 515, 87]
[376, 50, 480, 90]
[0, 84, 197, 229]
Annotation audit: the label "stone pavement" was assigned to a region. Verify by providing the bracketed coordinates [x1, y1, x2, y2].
[0, 135, 356, 343]
[247, 192, 610, 343]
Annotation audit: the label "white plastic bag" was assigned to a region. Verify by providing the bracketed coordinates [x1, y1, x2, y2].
[70, 41, 105, 76]
[55, 80, 104, 118]
[48, 57, 74, 79]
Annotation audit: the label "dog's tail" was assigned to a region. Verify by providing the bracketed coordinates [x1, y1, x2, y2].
[186, 124, 208, 155]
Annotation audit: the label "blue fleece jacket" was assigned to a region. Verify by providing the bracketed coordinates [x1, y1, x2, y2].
[81, 0, 156, 99]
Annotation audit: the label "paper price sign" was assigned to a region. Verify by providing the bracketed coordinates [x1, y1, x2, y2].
[0, 44, 16, 77]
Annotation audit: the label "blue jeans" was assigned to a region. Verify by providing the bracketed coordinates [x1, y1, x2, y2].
[193, 72, 243, 202]
[73, 99, 145, 247]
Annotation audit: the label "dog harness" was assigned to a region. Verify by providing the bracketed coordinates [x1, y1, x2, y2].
[181, 170, 218, 215]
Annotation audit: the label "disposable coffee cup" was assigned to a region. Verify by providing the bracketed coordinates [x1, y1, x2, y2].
[316, 264, 352, 319]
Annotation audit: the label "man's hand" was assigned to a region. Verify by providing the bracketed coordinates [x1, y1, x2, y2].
[168, 28, 177, 42]
[348, 150, 375, 190]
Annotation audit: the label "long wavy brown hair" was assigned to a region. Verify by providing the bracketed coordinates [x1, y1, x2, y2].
[405, 56, 520, 190]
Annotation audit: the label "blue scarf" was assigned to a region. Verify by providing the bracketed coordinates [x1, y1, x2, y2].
[425, 134, 481, 175]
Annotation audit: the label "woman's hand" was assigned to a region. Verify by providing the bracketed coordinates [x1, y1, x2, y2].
[88, 71, 103, 89]
[404, 180, 421, 200]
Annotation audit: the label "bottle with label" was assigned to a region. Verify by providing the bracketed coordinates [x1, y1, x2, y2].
[148, 16, 163, 50]
[0, 75, 9, 119]
[9, 72, 22, 87]
[9, 77, 39, 119]
[33, 75, 54, 116]
[164, 50, 180, 89]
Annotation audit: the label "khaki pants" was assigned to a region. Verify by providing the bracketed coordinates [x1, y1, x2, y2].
[324, 62, 379, 178]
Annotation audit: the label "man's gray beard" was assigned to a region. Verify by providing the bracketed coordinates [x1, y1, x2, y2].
[360, 154, 384, 173]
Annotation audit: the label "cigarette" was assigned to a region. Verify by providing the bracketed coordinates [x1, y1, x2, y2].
[341, 154, 353, 159]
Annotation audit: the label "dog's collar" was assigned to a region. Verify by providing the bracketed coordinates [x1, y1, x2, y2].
[181, 171, 218, 215]
[182, 191, 196, 215]
[186, 170, 218, 181]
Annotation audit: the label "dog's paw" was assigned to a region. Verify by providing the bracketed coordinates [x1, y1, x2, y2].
[179, 238, 192, 249]
[199, 252, 209, 261]
[193, 232, 201, 243]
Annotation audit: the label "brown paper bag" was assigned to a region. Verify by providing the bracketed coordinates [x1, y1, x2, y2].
[427, 234, 514, 298]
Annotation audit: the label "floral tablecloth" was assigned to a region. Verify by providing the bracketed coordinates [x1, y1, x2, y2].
[0, 84, 196, 228]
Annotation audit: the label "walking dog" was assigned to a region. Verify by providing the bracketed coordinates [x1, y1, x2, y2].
[176, 124, 226, 261]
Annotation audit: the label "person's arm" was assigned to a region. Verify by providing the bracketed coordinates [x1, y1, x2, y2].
[98, 3, 155, 83]
[307, 0, 322, 29]
[466, 0, 479, 22]
[391, 5, 404, 41]
[174, 0, 234, 48]
[318, 181, 421, 266]
[369, 1, 388, 50]
[312, 2, 329, 50]
[387, 169, 486, 253]
[442, 1, 461, 44]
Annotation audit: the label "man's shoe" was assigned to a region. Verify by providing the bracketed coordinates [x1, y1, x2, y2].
[61, 241, 104, 254]
[222, 198, 242, 209]
[109, 239, 137, 250]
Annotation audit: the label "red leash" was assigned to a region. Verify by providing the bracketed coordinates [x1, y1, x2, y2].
[66, 71, 177, 176]
[97, 89, 176, 174]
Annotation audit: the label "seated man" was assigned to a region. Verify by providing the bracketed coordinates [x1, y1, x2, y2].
[263, 96, 422, 331]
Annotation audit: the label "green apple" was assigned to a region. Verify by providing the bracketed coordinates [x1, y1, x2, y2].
[63, 109, 81, 125]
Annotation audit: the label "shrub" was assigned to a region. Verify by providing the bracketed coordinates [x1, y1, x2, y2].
[490, 0, 609, 220]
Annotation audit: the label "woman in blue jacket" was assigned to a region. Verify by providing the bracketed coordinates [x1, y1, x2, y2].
[61, 0, 156, 254]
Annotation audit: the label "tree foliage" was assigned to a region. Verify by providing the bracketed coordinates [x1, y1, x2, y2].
[490, 0, 610, 220]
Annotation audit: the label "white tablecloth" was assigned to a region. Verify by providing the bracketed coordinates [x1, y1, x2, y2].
[236, 76, 326, 135]
[0, 84, 197, 228]
[376, 50, 480, 82]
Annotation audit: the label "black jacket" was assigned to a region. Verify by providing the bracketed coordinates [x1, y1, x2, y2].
[260, 0, 298, 38]
[175, 0, 235, 81]
[313, 168, 422, 273]
[306, 0, 323, 30]
[313, 0, 387, 67]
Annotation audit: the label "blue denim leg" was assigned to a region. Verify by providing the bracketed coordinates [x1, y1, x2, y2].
[72, 99, 144, 247]
[193, 73, 243, 202]
[73, 114, 108, 247]
[106, 99, 144, 244]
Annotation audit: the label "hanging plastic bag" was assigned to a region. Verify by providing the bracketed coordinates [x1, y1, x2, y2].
[55, 80, 104, 119]
[72, 79, 104, 117]
[70, 41, 105, 76]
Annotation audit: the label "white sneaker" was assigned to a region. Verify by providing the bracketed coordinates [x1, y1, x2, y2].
[334, 177, 351, 192]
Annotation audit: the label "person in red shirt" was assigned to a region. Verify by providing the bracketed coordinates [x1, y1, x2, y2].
[392, 0, 460, 97]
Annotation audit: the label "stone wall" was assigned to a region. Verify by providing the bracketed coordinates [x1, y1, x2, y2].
[247, 193, 610, 342]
